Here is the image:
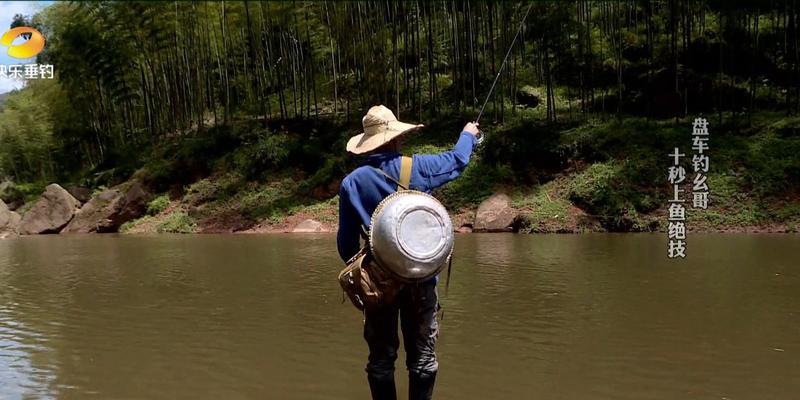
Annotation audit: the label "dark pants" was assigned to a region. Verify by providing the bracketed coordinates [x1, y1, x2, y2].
[364, 279, 439, 399]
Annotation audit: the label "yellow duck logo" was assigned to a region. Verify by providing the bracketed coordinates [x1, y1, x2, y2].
[1, 27, 45, 59]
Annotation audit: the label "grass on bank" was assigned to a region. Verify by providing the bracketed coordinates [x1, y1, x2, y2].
[156, 212, 197, 233]
[511, 179, 576, 233]
[120, 210, 197, 234]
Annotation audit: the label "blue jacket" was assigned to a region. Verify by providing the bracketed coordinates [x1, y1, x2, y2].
[337, 131, 478, 262]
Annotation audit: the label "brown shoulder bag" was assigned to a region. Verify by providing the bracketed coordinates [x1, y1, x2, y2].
[338, 156, 412, 311]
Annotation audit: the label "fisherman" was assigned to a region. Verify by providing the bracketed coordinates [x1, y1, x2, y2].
[337, 105, 480, 400]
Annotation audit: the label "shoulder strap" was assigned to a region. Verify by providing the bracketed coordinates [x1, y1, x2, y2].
[369, 155, 413, 191]
[399, 156, 412, 191]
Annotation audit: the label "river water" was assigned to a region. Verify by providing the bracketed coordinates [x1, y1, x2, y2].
[0, 234, 798, 399]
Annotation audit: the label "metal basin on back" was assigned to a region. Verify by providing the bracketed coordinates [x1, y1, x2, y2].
[369, 190, 454, 282]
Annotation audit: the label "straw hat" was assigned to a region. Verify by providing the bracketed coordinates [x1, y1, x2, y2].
[347, 105, 423, 154]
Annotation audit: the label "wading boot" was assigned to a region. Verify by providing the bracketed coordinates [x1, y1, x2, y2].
[408, 371, 436, 400]
[368, 375, 397, 400]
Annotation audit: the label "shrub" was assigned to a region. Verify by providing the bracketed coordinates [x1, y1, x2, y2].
[567, 162, 650, 231]
[147, 195, 170, 215]
[434, 160, 513, 209]
[567, 162, 620, 211]
[232, 131, 296, 179]
[183, 173, 244, 205]
[156, 212, 196, 234]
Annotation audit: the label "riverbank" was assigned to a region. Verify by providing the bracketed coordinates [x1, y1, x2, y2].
[1, 114, 799, 237]
[119, 167, 800, 235]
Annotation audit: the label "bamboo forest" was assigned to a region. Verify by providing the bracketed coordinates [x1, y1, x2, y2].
[1, 1, 799, 234]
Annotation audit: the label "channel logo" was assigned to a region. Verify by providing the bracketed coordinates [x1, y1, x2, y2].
[1, 27, 45, 59]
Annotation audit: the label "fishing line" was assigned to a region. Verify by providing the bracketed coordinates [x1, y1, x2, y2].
[442, 4, 533, 312]
[476, 2, 534, 124]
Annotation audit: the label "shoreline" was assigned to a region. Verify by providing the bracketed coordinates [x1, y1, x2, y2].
[3, 229, 797, 240]
[3, 181, 797, 238]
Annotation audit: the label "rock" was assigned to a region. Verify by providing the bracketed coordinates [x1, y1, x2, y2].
[0, 199, 21, 237]
[62, 181, 151, 233]
[292, 219, 325, 233]
[61, 189, 119, 233]
[18, 184, 81, 234]
[455, 224, 473, 233]
[65, 186, 92, 204]
[473, 193, 516, 232]
[516, 86, 541, 108]
[115, 182, 151, 224]
[311, 179, 342, 200]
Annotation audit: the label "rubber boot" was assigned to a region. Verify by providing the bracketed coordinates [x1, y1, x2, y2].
[368, 374, 397, 400]
[408, 371, 437, 400]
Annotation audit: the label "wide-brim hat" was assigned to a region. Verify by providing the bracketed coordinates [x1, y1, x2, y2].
[347, 105, 423, 154]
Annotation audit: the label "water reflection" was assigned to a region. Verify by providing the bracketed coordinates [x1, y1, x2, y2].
[0, 234, 798, 399]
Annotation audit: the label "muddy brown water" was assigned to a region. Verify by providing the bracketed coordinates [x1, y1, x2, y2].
[1, 234, 798, 399]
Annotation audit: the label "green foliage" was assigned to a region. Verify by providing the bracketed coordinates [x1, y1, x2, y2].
[232, 131, 296, 179]
[13, 0, 798, 185]
[483, 120, 569, 174]
[434, 160, 513, 209]
[134, 126, 240, 192]
[773, 203, 800, 221]
[742, 131, 800, 198]
[566, 161, 659, 231]
[0, 181, 47, 206]
[404, 143, 450, 156]
[156, 212, 197, 234]
[183, 173, 245, 206]
[183, 174, 301, 225]
[235, 179, 297, 221]
[0, 81, 58, 182]
[147, 195, 170, 216]
[2, 1, 798, 234]
[297, 155, 348, 196]
[685, 172, 773, 229]
[567, 162, 620, 213]
[14, 182, 47, 204]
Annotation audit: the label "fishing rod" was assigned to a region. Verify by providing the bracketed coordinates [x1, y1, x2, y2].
[444, 3, 534, 302]
[474, 2, 534, 142]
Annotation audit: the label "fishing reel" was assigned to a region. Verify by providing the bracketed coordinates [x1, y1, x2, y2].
[475, 129, 485, 145]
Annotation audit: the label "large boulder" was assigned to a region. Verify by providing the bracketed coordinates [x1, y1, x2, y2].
[18, 184, 81, 234]
[62, 181, 151, 233]
[473, 193, 516, 232]
[0, 199, 21, 238]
